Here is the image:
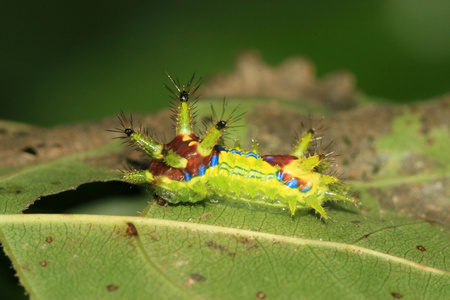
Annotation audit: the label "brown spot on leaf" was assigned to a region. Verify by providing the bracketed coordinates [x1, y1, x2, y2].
[106, 284, 119, 292]
[39, 261, 47, 267]
[239, 237, 259, 250]
[200, 212, 212, 221]
[358, 224, 402, 241]
[190, 273, 207, 282]
[360, 234, 371, 240]
[184, 278, 195, 287]
[51, 181, 61, 185]
[239, 237, 250, 244]
[185, 273, 207, 286]
[126, 222, 138, 237]
[391, 292, 403, 298]
[256, 291, 266, 299]
[46, 237, 53, 243]
[206, 240, 234, 256]
[416, 245, 426, 252]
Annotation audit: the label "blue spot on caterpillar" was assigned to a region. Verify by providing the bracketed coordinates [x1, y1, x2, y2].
[185, 172, 191, 182]
[199, 165, 206, 176]
[286, 179, 298, 189]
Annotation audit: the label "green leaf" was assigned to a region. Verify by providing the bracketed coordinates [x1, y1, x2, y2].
[0, 143, 123, 214]
[0, 213, 448, 300]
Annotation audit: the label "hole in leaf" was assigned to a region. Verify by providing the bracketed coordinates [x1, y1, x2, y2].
[23, 181, 147, 215]
[22, 147, 38, 156]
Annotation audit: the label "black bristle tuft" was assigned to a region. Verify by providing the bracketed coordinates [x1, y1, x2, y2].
[165, 72, 202, 103]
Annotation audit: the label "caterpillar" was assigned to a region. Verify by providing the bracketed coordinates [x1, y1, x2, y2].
[112, 74, 357, 219]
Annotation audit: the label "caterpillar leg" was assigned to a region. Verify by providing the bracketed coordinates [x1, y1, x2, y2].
[123, 170, 154, 183]
[286, 192, 327, 219]
[154, 177, 208, 204]
[288, 197, 297, 216]
[125, 169, 209, 205]
[303, 195, 328, 219]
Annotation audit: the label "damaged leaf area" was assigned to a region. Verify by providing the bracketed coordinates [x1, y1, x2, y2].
[0, 119, 129, 214]
[0, 54, 449, 299]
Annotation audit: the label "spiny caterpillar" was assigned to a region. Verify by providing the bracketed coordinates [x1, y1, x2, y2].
[113, 74, 357, 219]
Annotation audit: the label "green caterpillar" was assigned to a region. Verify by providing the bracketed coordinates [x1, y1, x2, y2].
[114, 74, 357, 219]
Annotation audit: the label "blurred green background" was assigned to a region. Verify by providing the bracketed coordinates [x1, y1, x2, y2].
[1, 0, 449, 127]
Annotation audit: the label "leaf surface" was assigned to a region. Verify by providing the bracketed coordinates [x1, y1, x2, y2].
[0, 214, 448, 300]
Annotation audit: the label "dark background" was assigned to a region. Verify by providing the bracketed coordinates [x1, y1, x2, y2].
[1, 1, 450, 127]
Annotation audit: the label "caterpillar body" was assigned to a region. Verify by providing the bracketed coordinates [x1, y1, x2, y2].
[114, 74, 357, 219]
